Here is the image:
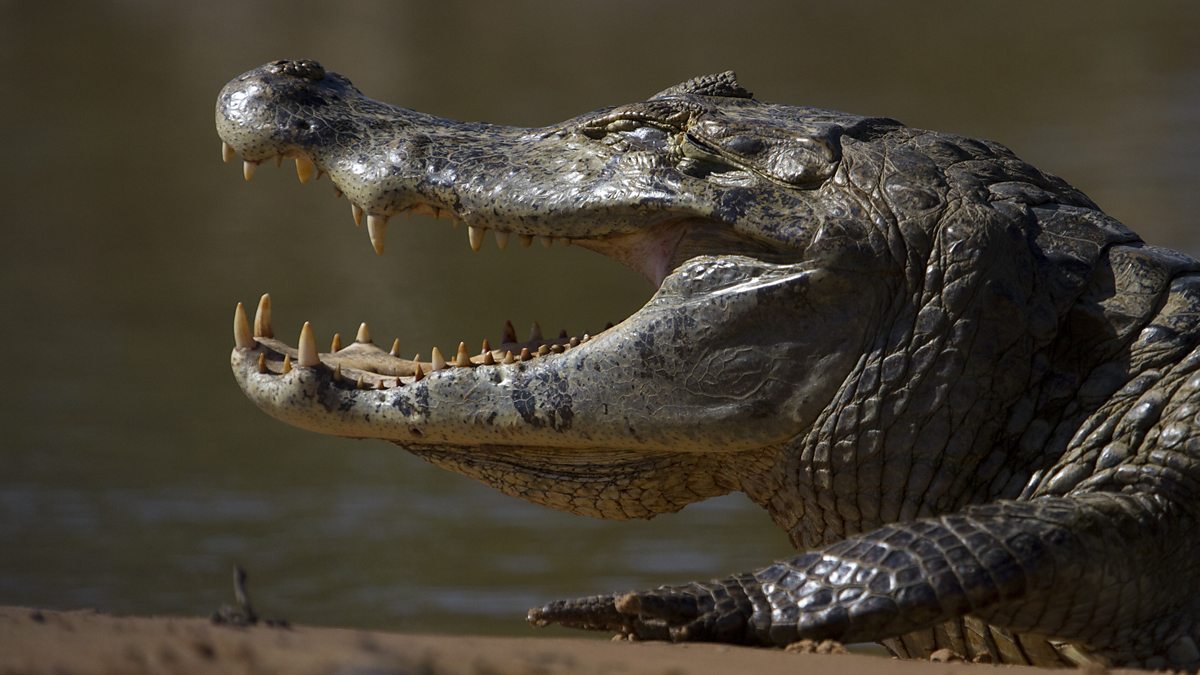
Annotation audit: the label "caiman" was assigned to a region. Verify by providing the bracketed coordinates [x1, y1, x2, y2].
[215, 59, 1200, 669]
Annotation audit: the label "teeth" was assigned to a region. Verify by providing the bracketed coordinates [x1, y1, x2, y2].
[431, 347, 447, 371]
[256, 353, 268, 374]
[455, 342, 471, 367]
[412, 355, 424, 381]
[234, 302, 254, 349]
[316, 169, 326, 181]
[389, 338, 401, 357]
[351, 204, 364, 227]
[367, 215, 388, 255]
[550, 344, 564, 354]
[529, 321, 543, 342]
[502, 351, 515, 364]
[537, 344, 550, 357]
[333, 364, 344, 382]
[222, 142, 235, 163]
[356, 375, 366, 390]
[468, 226, 485, 252]
[356, 322, 372, 344]
[482, 351, 495, 366]
[330, 333, 342, 353]
[558, 329, 568, 339]
[540, 236, 554, 248]
[282, 354, 293, 373]
[480, 339, 492, 354]
[295, 156, 315, 184]
[253, 294, 273, 338]
[568, 336, 580, 348]
[519, 347, 532, 362]
[243, 160, 257, 181]
[411, 203, 437, 218]
[502, 320, 517, 343]
[494, 231, 509, 250]
[298, 322, 320, 367]
[334, 187, 343, 199]
[519, 234, 533, 248]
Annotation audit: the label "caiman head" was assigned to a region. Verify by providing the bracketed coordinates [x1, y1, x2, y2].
[217, 60, 1117, 525]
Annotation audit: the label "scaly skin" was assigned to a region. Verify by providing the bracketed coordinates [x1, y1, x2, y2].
[217, 60, 1200, 668]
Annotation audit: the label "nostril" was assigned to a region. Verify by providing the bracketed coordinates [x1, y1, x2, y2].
[266, 59, 326, 81]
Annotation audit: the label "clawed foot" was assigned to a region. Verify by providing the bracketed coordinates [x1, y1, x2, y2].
[528, 578, 762, 644]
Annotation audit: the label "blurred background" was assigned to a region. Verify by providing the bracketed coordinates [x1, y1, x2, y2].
[2, 1, 1198, 635]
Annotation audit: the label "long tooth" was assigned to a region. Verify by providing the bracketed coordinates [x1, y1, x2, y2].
[367, 215, 388, 255]
[333, 364, 344, 382]
[431, 347, 447, 371]
[256, 353, 268, 374]
[389, 338, 401, 357]
[540, 236, 554, 248]
[502, 351, 515, 364]
[502, 320, 517, 343]
[519, 234, 533, 248]
[222, 142, 235, 163]
[455, 342, 471, 367]
[412, 355, 424, 381]
[494, 231, 509, 250]
[234, 302, 254, 349]
[243, 160, 257, 181]
[294, 156, 315, 184]
[298, 322, 320, 367]
[351, 204, 364, 227]
[356, 322, 372, 344]
[253, 293, 273, 338]
[481, 338, 492, 354]
[468, 226, 485, 252]
[529, 321, 543, 342]
[356, 375, 365, 390]
[282, 355, 293, 373]
[330, 333, 342, 353]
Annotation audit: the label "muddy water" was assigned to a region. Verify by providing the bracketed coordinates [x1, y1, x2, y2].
[1, 2, 1198, 634]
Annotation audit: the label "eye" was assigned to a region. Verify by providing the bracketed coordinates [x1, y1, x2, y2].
[724, 135, 764, 155]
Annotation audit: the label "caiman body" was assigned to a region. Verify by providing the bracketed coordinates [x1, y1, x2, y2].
[216, 60, 1200, 668]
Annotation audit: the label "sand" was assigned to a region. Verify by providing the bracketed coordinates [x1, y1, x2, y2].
[0, 606, 1137, 675]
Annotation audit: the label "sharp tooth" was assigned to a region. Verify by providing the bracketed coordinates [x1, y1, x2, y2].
[455, 342, 471, 367]
[502, 320, 517, 343]
[482, 351, 495, 366]
[330, 333, 343, 353]
[253, 293, 273, 338]
[529, 321, 543, 342]
[519, 347, 532, 362]
[412, 203, 436, 218]
[256, 353, 268, 374]
[481, 338, 492, 354]
[356, 322, 372, 344]
[389, 338, 401, 357]
[222, 142, 235, 163]
[282, 354, 293, 373]
[356, 375, 365, 390]
[367, 215, 388, 255]
[502, 351, 515, 364]
[468, 226, 484, 252]
[234, 302, 254, 349]
[519, 234, 533, 248]
[351, 204, 364, 227]
[298, 322, 320, 367]
[431, 346, 447, 371]
[377, 379, 387, 390]
[494, 231, 509, 250]
[295, 156, 315, 184]
[243, 160, 257, 181]
[540, 236, 554, 248]
[333, 364, 344, 382]
[412, 355, 424, 381]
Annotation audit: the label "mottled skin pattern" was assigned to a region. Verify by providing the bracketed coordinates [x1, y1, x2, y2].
[217, 60, 1200, 668]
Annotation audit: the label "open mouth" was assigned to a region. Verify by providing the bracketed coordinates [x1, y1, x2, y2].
[225, 142, 649, 391]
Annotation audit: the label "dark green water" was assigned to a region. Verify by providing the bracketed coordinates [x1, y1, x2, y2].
[2, 1, 1198, 635]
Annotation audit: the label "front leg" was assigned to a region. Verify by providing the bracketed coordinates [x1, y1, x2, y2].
[530, 492, 1189, 665]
